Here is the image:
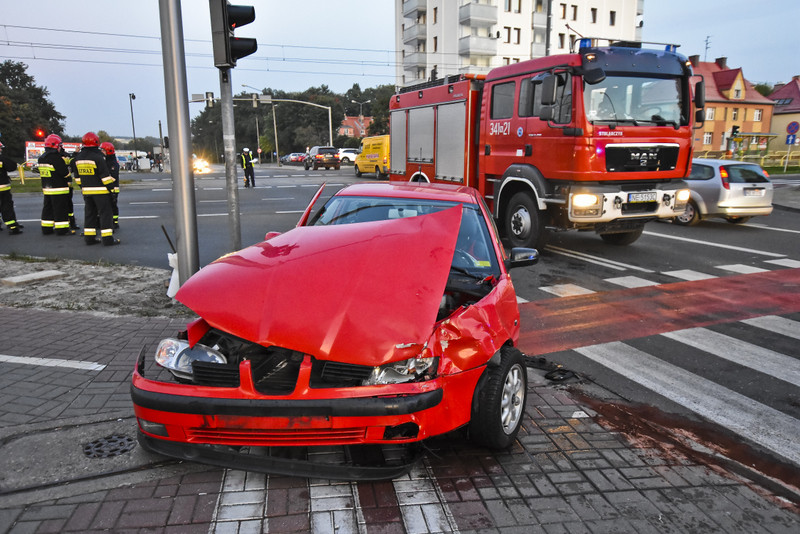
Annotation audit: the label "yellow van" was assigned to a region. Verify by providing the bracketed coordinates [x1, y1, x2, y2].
[354, 135, 390, 179]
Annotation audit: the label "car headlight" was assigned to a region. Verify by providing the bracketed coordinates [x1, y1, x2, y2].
[154, 338, 226, 380]
[362, 356, 437, 386]
[572, 193, 600, 208]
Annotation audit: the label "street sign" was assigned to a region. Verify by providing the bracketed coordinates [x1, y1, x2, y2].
[787, 121, 799, 135]
[257, 148, 262, 153]
[787, 134, 797, 145]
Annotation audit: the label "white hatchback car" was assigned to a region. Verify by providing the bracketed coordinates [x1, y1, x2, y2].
[674, 159, 773, 225]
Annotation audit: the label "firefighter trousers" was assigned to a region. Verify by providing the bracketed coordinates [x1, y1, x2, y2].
[0, 190, 19, 229]
[83, 194, 114, 244]
[41, 192, 71, 235]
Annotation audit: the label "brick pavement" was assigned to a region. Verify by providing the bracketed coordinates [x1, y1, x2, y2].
[1, 306, 798, 533]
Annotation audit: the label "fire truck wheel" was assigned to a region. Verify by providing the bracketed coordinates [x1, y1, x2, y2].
[673, 200, 700, 226]
[469, 346, 527, 450]
[354, 165, 363, 177]
[600, 227, 644, 246]
[505, 192, 546, 249]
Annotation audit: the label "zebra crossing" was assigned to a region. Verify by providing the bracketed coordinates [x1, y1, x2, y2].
[533, 254, 800, 298]
[572, 315, 800, 467]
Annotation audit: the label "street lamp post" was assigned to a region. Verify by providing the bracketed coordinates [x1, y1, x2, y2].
[351, 99, 371, 118]
[129, 93, 138, 170]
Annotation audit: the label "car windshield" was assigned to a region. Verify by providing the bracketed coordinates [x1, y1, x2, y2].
[308, 196, 500, 277]
[584, 75, 684, 126]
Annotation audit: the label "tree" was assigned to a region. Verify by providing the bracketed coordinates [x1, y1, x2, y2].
[753, 83, 773, 97]
[366, 85, 395, 136]
[0, 61, 65, 159]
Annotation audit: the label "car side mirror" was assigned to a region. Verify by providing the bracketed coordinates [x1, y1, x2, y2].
[506, 247, 539, 269]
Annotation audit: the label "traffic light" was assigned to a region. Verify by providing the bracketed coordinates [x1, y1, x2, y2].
[209, 0, 257, 69]
[34, 128, 46, 139]
[731, 125, 740, 136]
[163, 136, 169, 149]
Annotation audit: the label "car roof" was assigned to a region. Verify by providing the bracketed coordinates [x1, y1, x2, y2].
[692, 159, 762, 167]
[333, 181, 480, 203]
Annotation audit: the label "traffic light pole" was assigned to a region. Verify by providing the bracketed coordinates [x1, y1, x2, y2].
[158, 0, 199, 284]
[219, 68, 242, 251]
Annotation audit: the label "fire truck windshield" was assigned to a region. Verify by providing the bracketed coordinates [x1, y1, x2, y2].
[584, 75, 684, 127]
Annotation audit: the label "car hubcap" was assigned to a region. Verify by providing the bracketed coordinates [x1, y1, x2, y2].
[501, 364, 525, 434]
[511, 207, 530, 237]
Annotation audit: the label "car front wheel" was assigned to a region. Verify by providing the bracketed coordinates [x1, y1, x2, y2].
[354, 165, 362, 177]
[469, 347, 527, 449]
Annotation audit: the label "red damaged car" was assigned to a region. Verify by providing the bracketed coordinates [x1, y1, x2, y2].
[131, 182, 538, 479]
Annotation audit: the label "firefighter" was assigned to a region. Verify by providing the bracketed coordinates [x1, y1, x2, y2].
[73, 132, 119, 246]
[100, 142, 120, 228]
[0, 141, 23, 234]
[241, 147, 255, 188]
[38, 134, 74, 235]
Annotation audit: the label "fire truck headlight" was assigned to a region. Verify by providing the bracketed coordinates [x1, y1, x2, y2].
[676, 189, 691, 203]
[572, 194, 600, 208]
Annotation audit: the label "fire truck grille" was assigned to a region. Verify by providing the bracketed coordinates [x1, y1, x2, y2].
[605, 145, 679, 172]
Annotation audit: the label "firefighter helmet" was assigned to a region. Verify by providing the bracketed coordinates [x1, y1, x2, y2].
[100, 141, 116, 155]
[243, 147, 250, 152]
[82, 132, 100, 147]
[45, 134, 63, 149]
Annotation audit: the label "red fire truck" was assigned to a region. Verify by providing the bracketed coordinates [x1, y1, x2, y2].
[389, 39, 705, 247]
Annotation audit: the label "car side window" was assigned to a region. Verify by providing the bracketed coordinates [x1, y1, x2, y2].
[687, 164, 714, 180]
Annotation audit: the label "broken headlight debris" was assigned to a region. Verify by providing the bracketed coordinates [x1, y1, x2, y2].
[155, 338, 226, 380]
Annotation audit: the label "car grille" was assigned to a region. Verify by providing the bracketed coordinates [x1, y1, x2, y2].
[310, 360, 373, 388]
[192, 361, 240, 387]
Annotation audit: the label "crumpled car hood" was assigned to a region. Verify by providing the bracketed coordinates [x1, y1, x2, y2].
[177, 206, 461, 366]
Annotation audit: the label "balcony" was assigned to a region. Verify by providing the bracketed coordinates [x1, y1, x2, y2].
[458, 35, 497, 57]
[403, 52, 428, 70]
[403, 0, 426, 19]
[403, 23, 427, 45]
[459, 2, 497, 27]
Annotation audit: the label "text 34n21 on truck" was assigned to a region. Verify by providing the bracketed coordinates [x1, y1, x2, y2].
[389, 38, 706, 248]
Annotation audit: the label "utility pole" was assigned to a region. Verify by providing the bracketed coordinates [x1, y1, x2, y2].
[158, 0, 199, 284]
[219, 68, 242, 251]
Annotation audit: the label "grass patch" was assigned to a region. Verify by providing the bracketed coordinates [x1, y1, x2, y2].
[2, 253, 57, 263]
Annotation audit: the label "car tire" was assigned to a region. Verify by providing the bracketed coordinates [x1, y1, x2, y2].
[600, 227, 644, 246]
[673, 200, 700, 226]
[504, 191, 547, 250]
[341, 157, 350, 164]
[354, 165, 362, 177]
[469, 346, 527, 450]
[725, 216, 751, 224]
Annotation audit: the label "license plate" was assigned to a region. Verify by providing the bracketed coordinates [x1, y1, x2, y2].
[744, 188, 765, 197]
[628, 192, 657, 203]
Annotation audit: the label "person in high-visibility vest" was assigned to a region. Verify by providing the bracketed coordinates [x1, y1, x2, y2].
[241, 148, 255, 188]
[72, 132, 119, 246]
[0, 141, 23, 234]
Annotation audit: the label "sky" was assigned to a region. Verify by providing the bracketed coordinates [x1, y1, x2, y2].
[1, 0, 797, 139]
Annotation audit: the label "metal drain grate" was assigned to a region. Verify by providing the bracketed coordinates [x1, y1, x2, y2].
[83, 434, 137, 458]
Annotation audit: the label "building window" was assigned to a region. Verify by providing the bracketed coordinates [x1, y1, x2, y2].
[504, 26, 511, 43]
[609, 11, 616, 25]
[734, 88, 741, 98]
[558, 33, 565, 49]
[433, 7, 437, 24]
[732, 108, 739, 121]
[535, 0, 544, 13]
[433, 36, 437, 52]
[514, 28, 521, 44]
[754, 109, 763, 121]
[569, 34, 577, 50]
[515, 0, 522, 14]
[591, 8, 597, 23]
[705, 107, 715, 120]
[503, 57, 511, 65]
[560, 3, 567, 19]
[703, 132, 713, 145]
[571, 5, 577, 21]
[505, 0, 512, 13]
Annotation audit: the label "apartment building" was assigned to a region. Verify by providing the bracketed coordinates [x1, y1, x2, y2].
[395, 0, 643, 88]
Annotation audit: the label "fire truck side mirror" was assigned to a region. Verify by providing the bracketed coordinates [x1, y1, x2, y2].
[694, 80, 705, 109]
[583, 68, 606, 85]
[539, 74, 558, 106]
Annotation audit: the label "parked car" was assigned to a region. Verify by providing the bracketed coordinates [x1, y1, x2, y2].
[304, 146, 340, 170]
[288, 152, 306, 164]
[354, 135, 390, 178]
[338, 148, 359, 164]
[117, 155, 130, 170]
[674, 159, 774, 226]
[131, 182, 539, 478]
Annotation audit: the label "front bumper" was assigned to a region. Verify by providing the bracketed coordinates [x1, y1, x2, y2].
[565, 182, 688, 224]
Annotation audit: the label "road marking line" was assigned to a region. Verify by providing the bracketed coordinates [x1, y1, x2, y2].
[643, 230, 785, 257]
[277, 185, 296, 188]
[604, 276, 661, 288]
[129, 201, 168, 205]
[716, 264, 769, 274]
[662, 327, 800, 386]
[152, 188, 172, 192]
[199, 200, 227, 203]
[574, 341, 800, 465]
[259, 197, 294, 201]
[198, 213, 227, 217]
[0, 353, 105, 371]
[765, 258, 800, 268]
[545, 246, 625, 272]
[662, 269, 718, 281]
[538, 284, 596, 297]
[119, 215, 159, 219]
[743, 223, 800, 234]
[202, 187, 224, 191]
[516, 295, 529, 303]
[276, 210, 304, 214]
[741, 315, 800, 341]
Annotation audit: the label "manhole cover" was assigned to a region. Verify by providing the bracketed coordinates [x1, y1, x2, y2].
[83, 434, 137, 458]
